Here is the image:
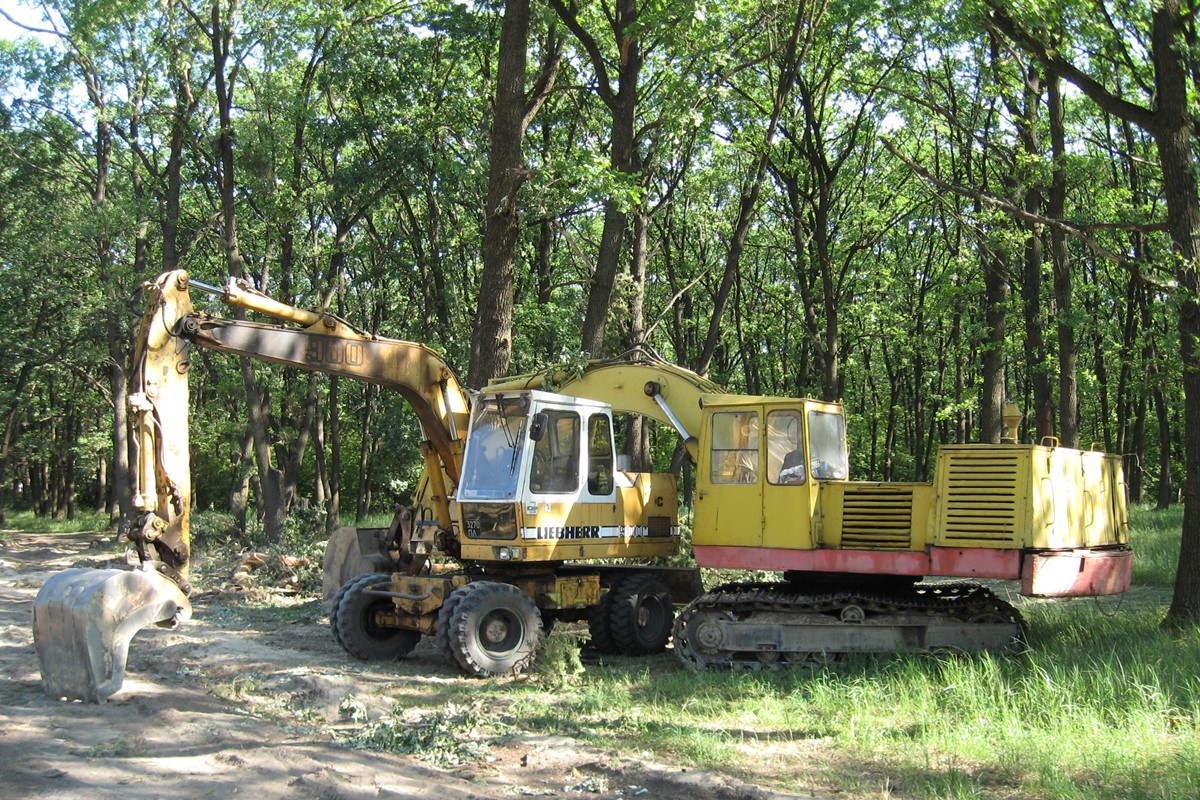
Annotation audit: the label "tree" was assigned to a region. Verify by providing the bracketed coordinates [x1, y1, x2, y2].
[467, 0, 559, 387]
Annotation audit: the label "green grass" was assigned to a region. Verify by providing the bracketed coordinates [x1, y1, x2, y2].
[362, 505, 1198, 800]
[478, 603, 1198, 799]
[0, 510, 112, 535]
[1128, 503, 1182, 586]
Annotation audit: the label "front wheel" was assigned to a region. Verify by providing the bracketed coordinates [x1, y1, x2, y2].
[444, 582, 541, 677]
[332, 573, 421, 661]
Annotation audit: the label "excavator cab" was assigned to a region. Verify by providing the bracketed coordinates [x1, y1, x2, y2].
[694, 398, 849, 552]
[455, 390, 679, 563]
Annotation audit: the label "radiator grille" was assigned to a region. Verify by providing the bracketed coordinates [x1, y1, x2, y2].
[940, 449, 1021, 543]
[648, 516, 674, 537]
[839, 485, 914, 549]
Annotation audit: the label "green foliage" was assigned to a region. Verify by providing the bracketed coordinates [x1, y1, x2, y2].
[189, 510, 245, 552]
[346, 703, 498, 766]
[535, 633, 586, 690]
[338, 694, 369, 723]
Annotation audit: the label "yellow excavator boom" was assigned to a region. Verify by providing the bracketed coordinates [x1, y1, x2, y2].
[487, 351, 725, 461]
[33, 269, 472, 700]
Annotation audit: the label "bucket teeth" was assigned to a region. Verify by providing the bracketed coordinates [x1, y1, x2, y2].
[32, 567, 191, 702]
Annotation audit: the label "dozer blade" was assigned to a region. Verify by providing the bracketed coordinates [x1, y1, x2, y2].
[32, 567, 191, 702]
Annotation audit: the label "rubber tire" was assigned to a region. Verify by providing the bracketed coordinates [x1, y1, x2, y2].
[433, 585, 468, 666]
[608, 573, 674, 655]
[330, 575, 350, 649]
[587, 581, 618, 654]
[333, 573, 421, 661]
[445, 582, 541, 677]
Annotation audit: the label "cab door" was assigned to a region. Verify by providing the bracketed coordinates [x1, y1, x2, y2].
[694, 406, 763, 547]
[760, 406, 817, 550]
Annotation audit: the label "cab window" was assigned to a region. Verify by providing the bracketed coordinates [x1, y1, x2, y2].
[767, 409, 806, 485]
[587, 413, 614, 495]
[807, 410, 849, 480]
[529, 410, 581, 493]
[709, 411, 759, 484]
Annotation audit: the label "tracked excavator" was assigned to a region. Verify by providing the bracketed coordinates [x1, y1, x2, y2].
[489, 364, 1133, 670]
[32, 270, 1132, 700]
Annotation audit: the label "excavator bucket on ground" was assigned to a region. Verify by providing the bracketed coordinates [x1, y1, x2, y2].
[32, 567, 191, 702]
[29, 271, 197, 702]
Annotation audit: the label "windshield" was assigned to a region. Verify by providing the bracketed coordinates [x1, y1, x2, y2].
[459, 395, 530, 500]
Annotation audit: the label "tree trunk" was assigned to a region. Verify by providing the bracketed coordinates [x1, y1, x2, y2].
[228, 427, 253, 530]
[95, 407, 108, 513]
[211, 0, 286, 542]
[621, 206, 651, 471]
[0, 360, 34, 525]
[980, 247, 1009, 444]
[1047, 73, 1078, 447]
[468, 0, 532, 387]
[356, 383, 379, 522]
[1149, 0, 1200, 625]
[326, 375, 341, 535]
[551, 0, 642, 357]
[1011, 66, 1053, 428]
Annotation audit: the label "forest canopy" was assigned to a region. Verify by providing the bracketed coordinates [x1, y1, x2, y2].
[0, 0, 1194, 618]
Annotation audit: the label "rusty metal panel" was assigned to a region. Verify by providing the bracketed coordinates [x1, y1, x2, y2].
[1021, 548, 1133, 597]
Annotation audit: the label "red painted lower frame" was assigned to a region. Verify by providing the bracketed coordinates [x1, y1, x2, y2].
[692, 544, 1133, 597]
[1021, 548, 1133, 597]
[693, 544, 1021, 578]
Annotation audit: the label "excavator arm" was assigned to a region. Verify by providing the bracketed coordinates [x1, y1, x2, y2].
[34, 269, 471, 701]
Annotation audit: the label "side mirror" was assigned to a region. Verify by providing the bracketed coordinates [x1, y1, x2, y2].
[529, 412, 548, 442]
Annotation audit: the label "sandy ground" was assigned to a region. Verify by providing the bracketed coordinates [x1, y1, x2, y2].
[0, 531, 812, 800]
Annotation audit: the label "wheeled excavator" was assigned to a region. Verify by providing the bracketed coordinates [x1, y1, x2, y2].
[32, 269, 1132, 700]
[32, 269, 699, 699]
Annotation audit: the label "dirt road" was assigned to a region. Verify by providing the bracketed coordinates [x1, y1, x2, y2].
[0, 531, 805, 800]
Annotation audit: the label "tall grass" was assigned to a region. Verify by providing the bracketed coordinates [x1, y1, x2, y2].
[1128, 503, 1182, 586]
[492, 605, 1200, 799]
[485, 505, 1199, 799]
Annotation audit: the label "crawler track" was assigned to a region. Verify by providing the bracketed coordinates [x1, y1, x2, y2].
[672, 581, 1026, 670]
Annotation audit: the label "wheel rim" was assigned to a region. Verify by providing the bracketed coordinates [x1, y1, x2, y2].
[360, 600, 394, 641]
[446, 582, 541, 675]
[692, 612, 726, 654]
[635, 596, 667, 643]
[476, 606, 524, 657]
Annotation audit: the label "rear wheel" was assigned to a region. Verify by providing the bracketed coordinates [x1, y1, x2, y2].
[587, 580, 618, 654]
[445, 582, 541, 677]
[608, 574, 673, 655]
[333, 573, 421, 661]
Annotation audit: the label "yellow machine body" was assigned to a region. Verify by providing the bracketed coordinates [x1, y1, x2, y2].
[691, 396, 1131, 597]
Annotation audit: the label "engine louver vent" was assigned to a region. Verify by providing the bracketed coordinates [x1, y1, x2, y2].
[940, 450, 1021, 544]
[839, 485, 914, 549]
